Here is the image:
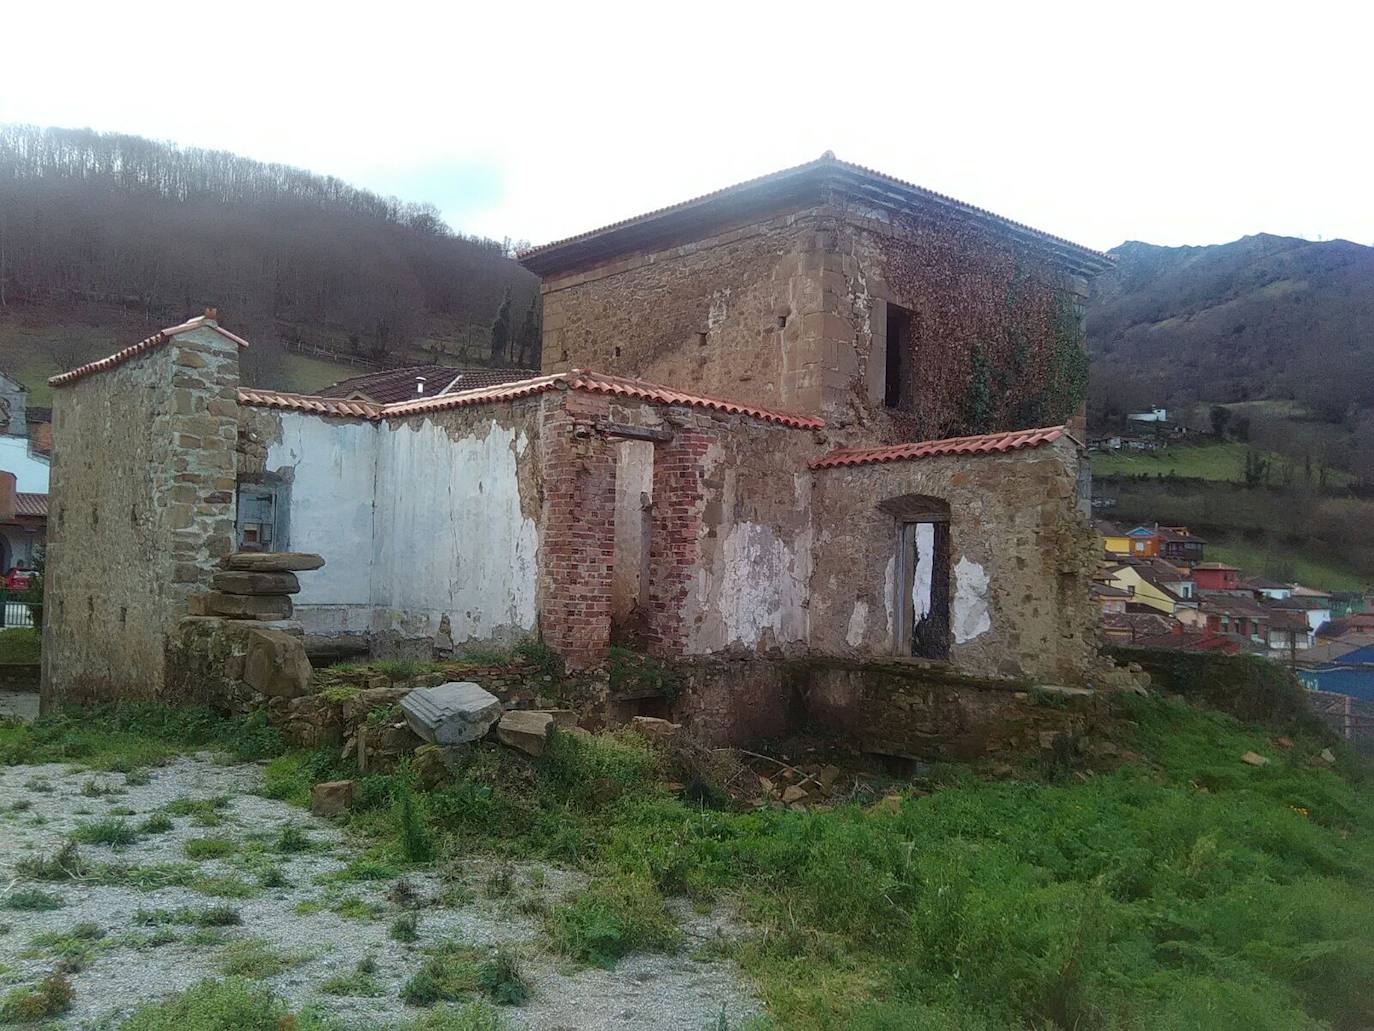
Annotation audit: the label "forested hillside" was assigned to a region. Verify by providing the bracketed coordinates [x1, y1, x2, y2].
[1086, 234, 1374, 425]
[0, 125, 540, 393]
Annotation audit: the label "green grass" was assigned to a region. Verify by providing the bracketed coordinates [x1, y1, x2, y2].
[73, 816, 140, 848]
[0, 628, 40, 665]
[1207, 538, 1366, 593]
[218, 938, 309, 978]
[1, 888, 64, 912]
[0, 703, 285, 772]
[1093, 440, 1355, 487]
[7, 691, 1371, 1029]
[183, 837, 237, 860]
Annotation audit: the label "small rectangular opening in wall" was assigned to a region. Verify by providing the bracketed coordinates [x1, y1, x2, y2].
[884, 303, 914, 410]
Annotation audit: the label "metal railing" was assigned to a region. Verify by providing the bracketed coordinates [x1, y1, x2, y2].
[0, 590, 38, 629]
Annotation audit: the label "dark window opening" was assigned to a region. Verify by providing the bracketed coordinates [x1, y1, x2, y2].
[884, 303, 914, 410]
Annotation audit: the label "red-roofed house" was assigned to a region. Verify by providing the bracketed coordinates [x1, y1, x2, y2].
[43, 157, 1121, 740]
[1192, 563, 1241, 591]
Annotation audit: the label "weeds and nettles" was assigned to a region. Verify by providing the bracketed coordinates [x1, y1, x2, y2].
[218, 938, 309, 978]
[183, 836, 237, 860]
[73, 815, 140, 848]
[2, 888, 65, 911]
[0, 972, 73, 1023]
[391, 912, 420, 943]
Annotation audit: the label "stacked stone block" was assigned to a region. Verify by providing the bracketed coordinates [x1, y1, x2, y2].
[190, 552, 324, 622]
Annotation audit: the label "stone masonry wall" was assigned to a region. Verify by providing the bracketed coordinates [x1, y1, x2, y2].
[42, 327, 240, 706]
[539, 212, 836, 417]
[809, 436, 1099, 684]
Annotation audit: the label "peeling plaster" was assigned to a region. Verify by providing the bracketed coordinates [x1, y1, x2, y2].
[953, 556, 992, 643]
[846, 601, 869, 648]
[714, 521, 809, 650]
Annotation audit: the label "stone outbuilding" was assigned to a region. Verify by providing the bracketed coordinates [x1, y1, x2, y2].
[41, 155, 1118, 735]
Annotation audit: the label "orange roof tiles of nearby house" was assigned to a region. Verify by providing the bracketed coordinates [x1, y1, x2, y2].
[240, 369, 826, 430]
[49, 312, 249, 388]
[518, 153, 1115, 278]
[808, 426, 1068, 470]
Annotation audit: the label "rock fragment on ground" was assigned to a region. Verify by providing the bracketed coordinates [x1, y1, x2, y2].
[1240, 751, 1270, 766]
[497, 710, 555, 756]
[631, 716, 682, 742]
[311, 778, 354, 816]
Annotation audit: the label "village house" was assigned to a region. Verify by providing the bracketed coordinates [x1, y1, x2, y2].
[1192, 562, 1241, 591]
[41, 155, 1130, 742]
[0, 368, 49, 572]
[1155, 526, 1204, 565]
[1123, 526, 1161, 558]
[1101, 558, 1203, 626]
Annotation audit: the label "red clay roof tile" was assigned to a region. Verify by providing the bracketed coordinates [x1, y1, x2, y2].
[49, 316, 249, 388]
[809, 425, 1067, 470]
[240, 370, 824, 430]
[12, 493, 46, 519]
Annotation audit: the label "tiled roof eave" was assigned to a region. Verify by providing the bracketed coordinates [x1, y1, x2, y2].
[238, 369, 824, 430]
[49, 318, 249, 388]
[809, 425, 1069, 470]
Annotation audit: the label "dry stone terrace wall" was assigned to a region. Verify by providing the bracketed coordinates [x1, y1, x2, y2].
[43, 327, 240, 706]
[809, 436, 1099, 683]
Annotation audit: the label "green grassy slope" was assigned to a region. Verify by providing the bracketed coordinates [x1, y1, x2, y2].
[1092, 440, 1353, 487]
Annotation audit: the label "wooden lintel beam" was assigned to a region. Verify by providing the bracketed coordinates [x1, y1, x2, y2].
[598, 420, 673, 443]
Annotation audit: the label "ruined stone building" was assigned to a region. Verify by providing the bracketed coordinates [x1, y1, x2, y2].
[41, 155, 1118, 742]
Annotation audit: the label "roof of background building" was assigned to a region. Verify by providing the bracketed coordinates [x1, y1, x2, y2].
[1239, 575, 1289, 591]
[49, 313, 249, 387]
[518, 153, 1115, 278]
[241, 369, 826, 430]
[12, 493, 46, 519]
[808, 425, 1067, 470]
[1194, 562, 1240, 572]
[318, 366, 538, 404]
[1155, 526, 1206, 544]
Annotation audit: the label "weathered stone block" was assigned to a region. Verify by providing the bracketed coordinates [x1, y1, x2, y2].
[497, 710, 554, 756]
[241, 627, 313, 699]
[311, 779, 354, 816]
[630, 715, 682, 742]
[224, 552, 326, 573]
[202, 592, 293, 620]
[212, 570, 301, 596]
[400, 682, 502, 746]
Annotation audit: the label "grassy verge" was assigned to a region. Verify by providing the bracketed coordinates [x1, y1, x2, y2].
[0, 627, 40, 665]
[4, 697, 1371, 1029]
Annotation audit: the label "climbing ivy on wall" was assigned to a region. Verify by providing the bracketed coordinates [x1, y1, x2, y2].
[877, 212, 1088, 439]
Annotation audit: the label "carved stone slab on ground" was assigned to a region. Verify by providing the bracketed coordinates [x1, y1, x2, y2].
[400, 681, 503, 746]
[224, 552, 326, 573]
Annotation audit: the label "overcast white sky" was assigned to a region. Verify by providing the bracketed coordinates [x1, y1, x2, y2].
[4, 1, 1370, 252]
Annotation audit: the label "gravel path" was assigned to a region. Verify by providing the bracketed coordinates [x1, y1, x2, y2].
[0, 755, 760, 1029]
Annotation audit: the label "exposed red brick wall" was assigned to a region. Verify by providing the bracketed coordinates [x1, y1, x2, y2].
[644, 428, 713, 655]
[539, 394, 616, 668]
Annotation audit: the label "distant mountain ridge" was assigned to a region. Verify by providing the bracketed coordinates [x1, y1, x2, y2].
[1086, 233, 1374, 420]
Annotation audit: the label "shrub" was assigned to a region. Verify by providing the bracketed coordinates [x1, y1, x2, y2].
[0, 973, 73, 1023]
[274, 825, 314, 853]
[390, 912, 419, 943]
[478, 948, 529, 1006]
[2, 887, 64, 911]
[547, 876, 680, 968]
[401, 943, 482, 1006]
[73, 816, 139, 848]
[398, 780, 435, 863]
[184, 837, 236, 860]
[139, 813, 174, 834]
[16, 841, 88, 881]
[117, 978, 292, 1030]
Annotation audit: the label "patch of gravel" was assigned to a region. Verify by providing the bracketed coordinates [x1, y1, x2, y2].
[0, 754, 760, 1029]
